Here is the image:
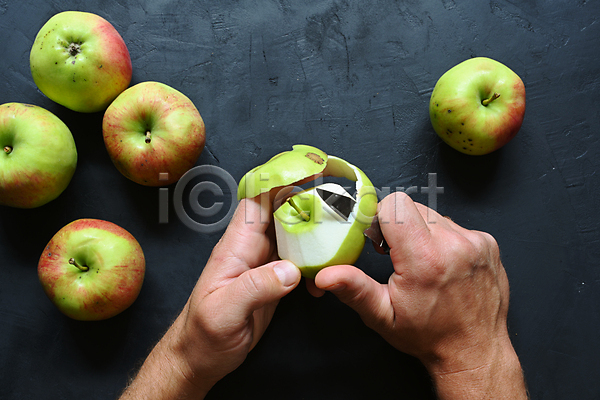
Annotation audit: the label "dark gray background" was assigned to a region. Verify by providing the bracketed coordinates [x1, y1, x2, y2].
[1, 1, 599, 399]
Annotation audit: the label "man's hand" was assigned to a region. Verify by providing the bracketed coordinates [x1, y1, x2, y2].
[120, 197, 301, 399]
[312, 192, 528, 399]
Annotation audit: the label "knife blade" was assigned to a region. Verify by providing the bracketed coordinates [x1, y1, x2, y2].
[316, 188, 355, 221]
[363, 214, 390, 255]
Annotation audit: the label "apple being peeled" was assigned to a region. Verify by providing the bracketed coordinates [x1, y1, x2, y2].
[0, 103, 77, 208]
[30, 11, 132, 113]
[429, 57, 526, 155]
[38, 219, 145, 321]
[238, 145, 377, 279]
[102, 81, 206, 186]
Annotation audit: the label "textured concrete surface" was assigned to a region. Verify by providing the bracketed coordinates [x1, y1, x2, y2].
[1, 1, 599, 398]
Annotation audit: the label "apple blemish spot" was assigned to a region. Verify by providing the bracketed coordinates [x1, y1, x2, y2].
[305, 152, 324, 165]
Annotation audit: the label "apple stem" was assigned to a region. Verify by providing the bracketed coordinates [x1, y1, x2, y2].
[3, 146, 12, 154]
[69, 258, 89, 272]
[482, 92, 500, 106]
[145, 131, 152, 143]
[288, 198, 310, 222]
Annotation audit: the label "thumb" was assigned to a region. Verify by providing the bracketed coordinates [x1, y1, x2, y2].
[315, 265, 394, 332]
[226, 260, 301, 318]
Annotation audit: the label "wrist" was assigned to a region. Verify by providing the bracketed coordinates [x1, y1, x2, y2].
[423, 334, 528, 399]
[120, 316, 215, 400]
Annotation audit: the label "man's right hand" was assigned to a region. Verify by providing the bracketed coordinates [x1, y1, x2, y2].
[312, 192, 528, 399]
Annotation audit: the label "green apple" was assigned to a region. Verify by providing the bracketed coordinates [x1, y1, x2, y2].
[429, 57, 526, 155]
[30, 11, 132, 113]
[238, 145, 377, 279]
[38, 219, 145, 321]
[102, 81, 206, 186]
[0, 103, 77, 208]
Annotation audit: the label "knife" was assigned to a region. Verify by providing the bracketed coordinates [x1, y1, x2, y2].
[316, 188, 355, 221]
[316, 187, 389, 255]
[363, 214, 390, 255]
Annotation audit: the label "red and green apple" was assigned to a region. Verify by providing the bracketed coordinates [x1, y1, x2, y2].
[0, 102, 77, 208]
[429, 57, 526, 155]
[38, 219, 146, 321]
[30, 11, 132, 113]
[102, 81, 206, 186]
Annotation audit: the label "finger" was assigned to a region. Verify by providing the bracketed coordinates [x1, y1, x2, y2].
[305, 278, 326, 298]
[413, 201, 454, 228]
[221, 260, 301, 321]
[205, 197, 276, 280]
[377, 192, 432, 256]
[315, 265, 394, 332]
[413, 202, 494, 255]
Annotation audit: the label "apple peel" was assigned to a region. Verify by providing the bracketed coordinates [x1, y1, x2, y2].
[237, 145, 377, 278]
[237, 144, 328, 200]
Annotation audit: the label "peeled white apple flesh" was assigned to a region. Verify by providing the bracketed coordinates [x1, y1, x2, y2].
[237, 145, 377, 279]
[274, 183, 364, 278]
[273, 155, 377, 278]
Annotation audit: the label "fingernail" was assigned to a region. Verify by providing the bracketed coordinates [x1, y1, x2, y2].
[274, 261, 299, 287]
